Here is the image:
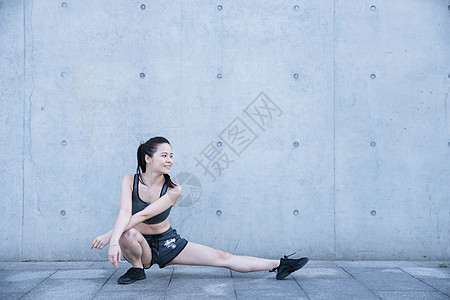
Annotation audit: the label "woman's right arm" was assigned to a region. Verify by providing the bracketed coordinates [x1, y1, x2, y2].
[106, 175, 134, 268]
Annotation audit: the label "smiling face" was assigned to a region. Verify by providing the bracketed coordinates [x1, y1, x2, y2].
[145, 143, 173, 174]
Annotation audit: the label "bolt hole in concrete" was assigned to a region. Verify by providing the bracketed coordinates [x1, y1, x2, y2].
[216, 210, 222, 216]
[61, 140, 67, 147]
[217, 5, 222, 11]
[216, 141, 222, 147]
[61, 2, 67, 8]
[60, 210, 66, 216]
[371, 210, 377, 216]
[293, 141, 299, 148]
[370, 5, 376, 11]
[217, 73, 222, 79]
[140, 73, 145, 78]
[293, 73, 299, 79]
[294, 5, 299, 11]
[448, 141, 450, 147]
[140, 4, 146, 10]
[370, 141, 376, 147]
[370, 74, 376, 79]
[293, 210, 299, 216]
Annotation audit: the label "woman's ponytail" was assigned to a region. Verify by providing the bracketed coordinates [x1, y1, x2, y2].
[163, 174, 177, 188]
[136, 144, 146, 185]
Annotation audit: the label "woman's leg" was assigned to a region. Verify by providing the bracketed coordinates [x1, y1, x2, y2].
[167, 242, 279, 272]
[119, 228, 152, 269]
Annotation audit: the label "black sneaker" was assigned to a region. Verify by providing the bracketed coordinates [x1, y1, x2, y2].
[117, 267, 146, 284]
[271, 253, 309, 280]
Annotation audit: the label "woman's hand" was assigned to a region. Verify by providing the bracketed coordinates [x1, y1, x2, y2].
[91, 230, 112, 250]
[108, 244, 122, 268]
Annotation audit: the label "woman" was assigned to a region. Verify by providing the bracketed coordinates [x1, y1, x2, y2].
[91, 137, 308, 284]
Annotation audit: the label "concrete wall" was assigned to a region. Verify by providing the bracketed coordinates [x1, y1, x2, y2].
[0, 0, 448, 261]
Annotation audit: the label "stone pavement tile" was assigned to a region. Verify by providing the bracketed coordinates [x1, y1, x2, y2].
[399, 266, 449, 295]
[0, 269, 55, 293]
[234, 283, 307, 300]
[50, 268, 115, 279]
[410, 261, 450, 268]
[99, 265, 171, 292]
[233, 271, 307, 300]
[401, 267, 450, 279]
[418, 278, 450, 295]
[304, 260, 338, 268]
[299, 267, 351, 278]
[167, 293, 235, 300]
[90, 260, 113, 269]
[335, 261, 417, 268]
[20, 278, 106, 300]
[296, 278, 380, 300]
[4, 261, 94, 270]
[231, 270, 278, 281]
[93, 290, 166, 300]
[0, 292, 26, 300]
[167, 278, 236, 299]
[166, 266, 235, 299]
[170, 265, 231, 279]
[0, 262, 12, 270]
[343, 267, 435, 291]
[374, 290, 450, 300]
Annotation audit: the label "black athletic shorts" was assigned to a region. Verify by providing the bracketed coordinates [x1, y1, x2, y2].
[143, 227, 188, 268]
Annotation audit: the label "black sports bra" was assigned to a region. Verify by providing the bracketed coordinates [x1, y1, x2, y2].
[131, 174, 171, 224]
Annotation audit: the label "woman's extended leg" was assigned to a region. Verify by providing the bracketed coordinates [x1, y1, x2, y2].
[119, 228, 152, 269]
[167, 242, 279, 272]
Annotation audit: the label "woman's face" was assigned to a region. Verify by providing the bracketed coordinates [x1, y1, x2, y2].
[146, 143, 173, 174]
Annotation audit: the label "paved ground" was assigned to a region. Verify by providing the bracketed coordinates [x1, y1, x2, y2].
[0, 260, 449, 299]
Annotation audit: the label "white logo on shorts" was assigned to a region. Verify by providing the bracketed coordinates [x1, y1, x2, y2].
[164, 238, 176, 249]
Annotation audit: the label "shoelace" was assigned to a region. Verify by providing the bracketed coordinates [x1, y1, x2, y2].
[270, 252, 298, 272]
[283, 252, 296, 259]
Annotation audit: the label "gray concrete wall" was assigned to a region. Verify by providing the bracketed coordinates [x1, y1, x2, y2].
[0, 0, 448, 261]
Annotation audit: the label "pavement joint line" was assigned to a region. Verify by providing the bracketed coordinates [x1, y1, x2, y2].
[399, 267, 450, 297]
[17, 269, 58, 300]
[167, 266, 174, 287]
[229, 269, 238, 300]
[339, 266, 383, 300]
[0, 262, 12, 271]
[292, 274, 311, 300]
[92, 267, 118, 299]
[162, 266, 175, 300]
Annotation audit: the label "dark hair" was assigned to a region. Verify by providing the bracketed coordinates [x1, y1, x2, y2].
[136, 136, 177, 188]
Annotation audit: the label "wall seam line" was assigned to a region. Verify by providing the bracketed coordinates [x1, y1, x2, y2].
[21, 0, 26, 261]
[333, 0, 337, 261]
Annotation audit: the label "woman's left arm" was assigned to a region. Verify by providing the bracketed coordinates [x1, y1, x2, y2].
[123, 185, 182, 231]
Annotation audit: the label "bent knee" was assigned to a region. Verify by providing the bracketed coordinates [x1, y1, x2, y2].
[119, 228, 141, 246]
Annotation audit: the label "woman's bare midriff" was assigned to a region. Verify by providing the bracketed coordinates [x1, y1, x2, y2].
[135, 219, 171, 235]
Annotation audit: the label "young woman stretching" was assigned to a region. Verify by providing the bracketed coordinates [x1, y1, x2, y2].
[91, 137, 308, 284]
